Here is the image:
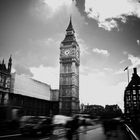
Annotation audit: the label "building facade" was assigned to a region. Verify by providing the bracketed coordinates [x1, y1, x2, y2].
[124, 68, 140, 122]
[11, 73, 51, 101]
[59, 18, 80, 116]
[10, 73, 59, 119]
[0, 56, 12, 122]
[82, 104, 105, 119]
[0, 57, 59, 122]
[51, 89, 59, 101]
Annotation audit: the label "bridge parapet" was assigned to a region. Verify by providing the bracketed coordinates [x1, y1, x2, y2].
[124, 124, 140, 140]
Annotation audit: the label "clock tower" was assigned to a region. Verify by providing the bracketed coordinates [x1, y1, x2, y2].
[59, 17, 80, 116]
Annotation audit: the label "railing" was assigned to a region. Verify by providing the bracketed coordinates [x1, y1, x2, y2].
[124, 124, 140, 140]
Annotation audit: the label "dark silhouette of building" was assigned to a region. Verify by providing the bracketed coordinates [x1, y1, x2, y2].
[0, 56, 12, 122]
[124, 68, 140, 122]
[104, 104, 122, 118]
[81, 104, 122, 119]
[83, 104, 105, 118]
[59, 17, 80, 116]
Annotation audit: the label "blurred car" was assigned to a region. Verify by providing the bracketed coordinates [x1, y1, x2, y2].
[20, 116, 53, 135]
[74, 114, 94, 126]
[52, 115, 72, 126]
[52, 115, 72, 136]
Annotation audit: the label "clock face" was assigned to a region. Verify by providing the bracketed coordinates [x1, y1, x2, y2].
[64, 49, 70, 56]
[61, 48, 78, 57]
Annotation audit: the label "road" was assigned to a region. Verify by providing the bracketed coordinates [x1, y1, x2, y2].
[0, 124, 131, 140]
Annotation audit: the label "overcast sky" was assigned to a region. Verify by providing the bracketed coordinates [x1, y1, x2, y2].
[1, 0, 140, 110]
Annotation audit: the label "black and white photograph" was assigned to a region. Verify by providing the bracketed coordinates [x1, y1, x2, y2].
[0, 0, 140, 139]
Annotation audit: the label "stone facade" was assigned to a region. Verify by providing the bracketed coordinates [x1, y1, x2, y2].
[9, 73, 59, 118]
[59, 18, 80, 116]
[51, 89, 59, 101]
[0, 56, 12, 121]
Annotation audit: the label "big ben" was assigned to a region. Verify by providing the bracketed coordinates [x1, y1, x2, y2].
[59, 17, 80, 116]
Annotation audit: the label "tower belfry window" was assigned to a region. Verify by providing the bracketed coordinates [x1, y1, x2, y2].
[133, 96, 136, 100]
[133, 90, 136, 95]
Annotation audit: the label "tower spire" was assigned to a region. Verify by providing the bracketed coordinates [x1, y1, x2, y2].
[59, 17, 80, 116]
[8, 55, 12, 72]
[62, 16, 76, 45]
[66, 16, 74, 32]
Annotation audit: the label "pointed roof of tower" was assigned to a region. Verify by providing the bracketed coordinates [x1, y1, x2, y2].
[126, 68, 140, 90]
[62, 16, 77, 45]
[1, 59, 6, 70]
[2, 59, 4, 64]
[9, 55, 12, 63]
[66, 16, 75, 32]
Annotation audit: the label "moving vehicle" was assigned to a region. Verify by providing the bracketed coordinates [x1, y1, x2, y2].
[74, 114, 94, 126]
[52, 115, 72, 136]
[52, 115, 72, 126]
[20, 116, 53, 135]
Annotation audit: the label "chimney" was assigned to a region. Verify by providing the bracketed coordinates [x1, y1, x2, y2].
[133, 68, 137, 75]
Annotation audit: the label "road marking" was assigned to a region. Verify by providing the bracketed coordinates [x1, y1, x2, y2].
[0, 134, 21, 138]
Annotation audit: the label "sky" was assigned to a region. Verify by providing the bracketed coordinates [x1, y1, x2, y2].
[1, 0, 140, 110]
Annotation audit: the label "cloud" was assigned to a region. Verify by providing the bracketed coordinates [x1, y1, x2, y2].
[13, 37, 60, 68]
[123, 51, 128, 55]
[43, 0, 72, 13]
[98, 19, 118, 31]
[32, 0, 75, 20]
[30, 65, 59, 89]
[104, 67, 113, 72]
[77, 38, 89, 56]
[92, 48, 110, 56]
[120, 60, 125, 64]
[137, 39, 140, 45]
[14, 64, 33, 77]
[128, 54, 140, 68]
[85, 0, 140, 30]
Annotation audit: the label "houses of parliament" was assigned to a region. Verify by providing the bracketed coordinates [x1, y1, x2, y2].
[0, 17, 80, 122]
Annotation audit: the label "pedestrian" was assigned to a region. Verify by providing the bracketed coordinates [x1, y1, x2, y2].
[82, 119, 87, 133]
[65, 120, 73, 140]
[102, 119, 111, 136]
[72, 115, 79, 133]
[110, 119, 118, 137]
[65, 116, 79, 140]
